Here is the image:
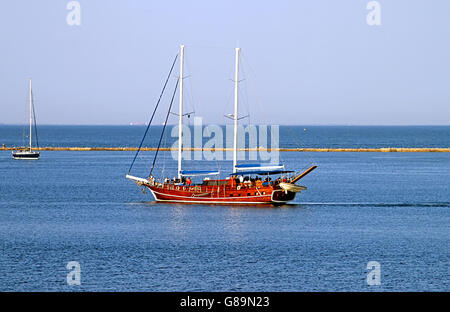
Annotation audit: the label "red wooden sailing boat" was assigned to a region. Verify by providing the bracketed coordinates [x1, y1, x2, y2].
[126, 45, 316, 204]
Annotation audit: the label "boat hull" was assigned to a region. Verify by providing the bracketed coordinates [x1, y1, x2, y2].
[144, 184, 296, 205]
[12, 151, 40, 159]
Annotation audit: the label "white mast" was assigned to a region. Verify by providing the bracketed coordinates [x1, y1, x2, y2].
[233, 48, 240, 173]
[178, 45, 185, 179]
[29, 78, 33, 151]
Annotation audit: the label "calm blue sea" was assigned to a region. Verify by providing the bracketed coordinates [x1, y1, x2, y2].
[1, 125, 450, 148]
[0, 126, 448, 291]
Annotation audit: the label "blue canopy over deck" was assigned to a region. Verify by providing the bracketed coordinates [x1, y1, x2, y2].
[234, 163, 285, 172]
[230, 170, 293, 176]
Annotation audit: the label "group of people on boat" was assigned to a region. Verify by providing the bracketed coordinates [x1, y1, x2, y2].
[233, 175, 288, 188]
[153, 173, 291, 190]
[162, 176, 192, 186]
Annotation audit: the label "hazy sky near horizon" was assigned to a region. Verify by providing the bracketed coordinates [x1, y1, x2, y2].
[0, 0, 449, 125]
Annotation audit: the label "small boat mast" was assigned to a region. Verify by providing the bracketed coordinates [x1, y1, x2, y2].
[12, 78, 40, 159]
[29, 78, 33, 152]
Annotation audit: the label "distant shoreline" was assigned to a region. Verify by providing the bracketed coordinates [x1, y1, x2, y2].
[1, 147, 449, 152]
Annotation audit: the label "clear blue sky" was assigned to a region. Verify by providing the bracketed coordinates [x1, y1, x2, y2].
[1, 0, 449, 125]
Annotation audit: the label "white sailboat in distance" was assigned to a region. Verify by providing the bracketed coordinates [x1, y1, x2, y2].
[12, 78, 40, 160]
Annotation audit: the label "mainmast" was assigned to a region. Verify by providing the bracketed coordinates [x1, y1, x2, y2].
[178, 45, 185, 179]
[233, 48, 240, 173]
[29, 78, 32, 151]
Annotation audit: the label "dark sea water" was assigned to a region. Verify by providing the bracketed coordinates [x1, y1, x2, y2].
[0, 126, 448, 291]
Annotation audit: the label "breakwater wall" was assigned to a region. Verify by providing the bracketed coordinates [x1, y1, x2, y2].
[1, 146, 449, 152]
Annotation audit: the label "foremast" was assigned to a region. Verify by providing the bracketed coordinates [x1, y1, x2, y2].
[233, 48, 240, 173]
[178, 45, 185, 179]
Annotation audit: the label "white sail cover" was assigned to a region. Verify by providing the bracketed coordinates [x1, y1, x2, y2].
[180, 170, 220, 177]
[234, 163, 285, 172]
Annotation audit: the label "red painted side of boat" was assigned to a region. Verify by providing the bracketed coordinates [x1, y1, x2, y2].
[142, 179, 297, 204]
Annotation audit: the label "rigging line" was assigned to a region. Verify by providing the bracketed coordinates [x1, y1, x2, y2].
[240, 53, 287, 166]
[149, 78, 179, 177]
[239, 54, 253, 123]
[22, 121, 26, 148]
[161, 129, 167, 178]
[290, 126, 316, 166]
[184, 54, 196, 118]
[31, 90, 39, 150]
[127, 54, 178, 174]
[240, 53, 264, 123]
